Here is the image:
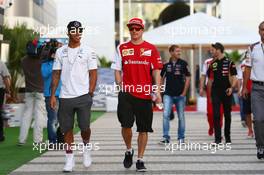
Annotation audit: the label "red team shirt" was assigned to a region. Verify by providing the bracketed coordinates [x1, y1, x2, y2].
[111, 41, 163, 99]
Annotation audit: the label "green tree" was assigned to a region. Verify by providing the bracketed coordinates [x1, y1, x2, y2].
[3, 24, 39, 101]
[225, 50, 242, 63]
[99, 56, 111, 68]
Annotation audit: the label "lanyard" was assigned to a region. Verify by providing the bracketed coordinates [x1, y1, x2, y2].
[67, 46, 81, 65]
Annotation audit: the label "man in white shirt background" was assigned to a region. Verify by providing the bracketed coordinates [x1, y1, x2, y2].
[242, 21, 264, 160]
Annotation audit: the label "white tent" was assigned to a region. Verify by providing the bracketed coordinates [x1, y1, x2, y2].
[144, 12, 259, 100]
[144, 12, 259, 45]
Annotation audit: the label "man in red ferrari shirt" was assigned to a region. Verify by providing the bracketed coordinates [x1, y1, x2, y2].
[111, 17, 163, 172]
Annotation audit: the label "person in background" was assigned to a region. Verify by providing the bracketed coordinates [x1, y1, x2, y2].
[242, 21, 264, 159]
[161, 58, 175, 121]
[41, 39, 62, 145]
[208, 42, 237, 144]
[200, 55, 224, 136]
[0, 60, 11, 142]
[237, 58, 247, 128]
[238, 53, 254, 138]
[18, 39, 46, 146]
[160, 45, 191, 144]
[195, 64, 200, 93]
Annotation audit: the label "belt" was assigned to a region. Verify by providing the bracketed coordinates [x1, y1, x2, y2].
[253, 81, 264, 86]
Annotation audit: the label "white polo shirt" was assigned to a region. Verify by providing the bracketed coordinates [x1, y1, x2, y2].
[201, 58, 213, 85]
[53, 44, 97, 98]
[0, 60, 10, 88]
[244, 41, 264, 82]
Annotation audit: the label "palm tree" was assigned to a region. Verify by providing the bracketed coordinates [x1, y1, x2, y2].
[3, 24, 39, 102]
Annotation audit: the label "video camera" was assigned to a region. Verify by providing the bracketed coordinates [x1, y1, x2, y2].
[39, 39, 60, 60]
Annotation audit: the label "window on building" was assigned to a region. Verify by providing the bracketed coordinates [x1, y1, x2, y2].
[33, 0, 44, 6]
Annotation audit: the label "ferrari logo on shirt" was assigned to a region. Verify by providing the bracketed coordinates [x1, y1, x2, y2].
[122, 49, 134, 57]
[141, 49, 152, 57]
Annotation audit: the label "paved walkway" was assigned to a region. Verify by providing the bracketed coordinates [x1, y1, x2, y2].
[11, 112, 264, 175]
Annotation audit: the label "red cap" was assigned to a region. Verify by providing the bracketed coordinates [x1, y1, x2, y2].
[127, 17, 144, 29]
[32, 38, 38, 47]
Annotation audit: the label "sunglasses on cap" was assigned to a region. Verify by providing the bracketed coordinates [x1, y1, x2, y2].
[129, 27, 142, 32]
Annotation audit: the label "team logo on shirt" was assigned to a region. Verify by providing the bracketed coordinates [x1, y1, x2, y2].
[212, 62, 218, 71]
[167, 65, 172, 72]
[62, 48, 68, 54]
[122, 49, 134, 56]
[140, 49, 152, 57]
[124, 59, 149, 65]
[212, 63, 217, 68]
[175, 65, 181, 75]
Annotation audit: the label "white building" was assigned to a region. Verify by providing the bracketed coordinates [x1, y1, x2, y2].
[220, 0, 264, 33]
[56, 0, 115, 61]
[4, 0, 57, 30]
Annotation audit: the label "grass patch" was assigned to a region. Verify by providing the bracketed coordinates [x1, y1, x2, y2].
[0, 111, 105, 175]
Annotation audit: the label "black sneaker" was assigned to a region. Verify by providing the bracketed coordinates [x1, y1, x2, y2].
[257, 148, 264, 160]
[225, 137, 232, 144]
[136, 160, 147, 172]
[123, 149, 134, 168]
[212, 140, 221, 147]
[159, 138, 170, 145]
[17, 142, 25, 146]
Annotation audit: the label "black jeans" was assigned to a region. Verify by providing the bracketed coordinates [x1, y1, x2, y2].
[0, 88, 5, 139]
[211, 88, 232, 143]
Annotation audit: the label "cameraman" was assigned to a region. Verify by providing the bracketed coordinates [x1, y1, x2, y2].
[41, 39, 62, 145]
[18, 39, 46, 146]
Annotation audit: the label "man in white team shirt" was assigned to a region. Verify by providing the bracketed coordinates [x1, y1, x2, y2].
[50, 21, 98, 172]
[242, 21, 264, 160]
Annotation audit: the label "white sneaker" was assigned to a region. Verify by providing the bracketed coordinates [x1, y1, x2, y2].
[63, 153, 75, 172]
[83, 148, 92, 167]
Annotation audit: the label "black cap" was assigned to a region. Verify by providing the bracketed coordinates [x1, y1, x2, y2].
[212, 42, 224, 53]
[67, 21, 83, 32]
